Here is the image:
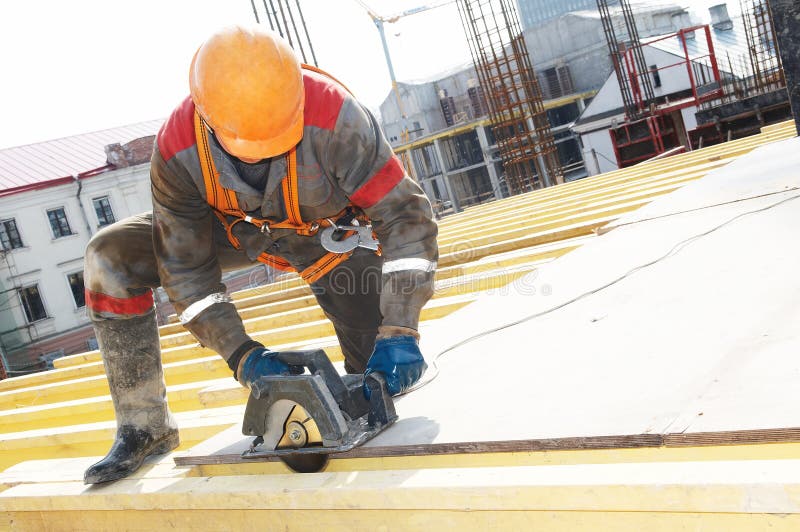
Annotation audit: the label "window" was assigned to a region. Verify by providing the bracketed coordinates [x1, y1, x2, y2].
[412, 121, 423, 139]
[19, 285, 47, 322]
[68, 271, 85, 308]
[440, 93, 457, 127]
[468, 85, 488, 117]
[93, 196, 115, 226]
[47, 208, 73, 238]
[0, 218, 23, 250]
[650, 65, 662, 88]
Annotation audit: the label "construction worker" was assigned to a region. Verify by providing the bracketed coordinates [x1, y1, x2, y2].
[82, 26, 438, 484]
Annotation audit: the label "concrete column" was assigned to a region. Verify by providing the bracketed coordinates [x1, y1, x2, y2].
[433, 139, 460, 214]
[537, 154, 553, 188]
[475, 126, 504, 199]
[582, 148, 601, 176]
[419, 179, 435, 202]
[771, 0, 800, 136]
[433, 176, 448, 201]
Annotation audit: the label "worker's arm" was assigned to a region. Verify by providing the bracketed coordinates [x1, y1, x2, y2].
[150, 147, 253, 365]
[319, 94, 439, 336]
[317, 93, 437, 395]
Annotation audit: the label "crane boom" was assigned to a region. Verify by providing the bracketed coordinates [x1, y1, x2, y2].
[354, 0, 454, 23]
[352, 0, 456, 182]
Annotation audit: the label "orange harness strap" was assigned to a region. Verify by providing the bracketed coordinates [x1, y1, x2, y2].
[193, 111, 353, 283]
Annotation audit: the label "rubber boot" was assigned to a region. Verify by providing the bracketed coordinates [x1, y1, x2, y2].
[84, 311, 179, 484]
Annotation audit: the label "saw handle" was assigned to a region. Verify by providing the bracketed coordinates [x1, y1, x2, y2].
[274, 349, 348, 400]
[273, 350, 396, 427]
[363, 373, 394, 427]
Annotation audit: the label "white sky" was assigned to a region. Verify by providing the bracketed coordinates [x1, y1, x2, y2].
[0, 0, 470, 149]
[0, 0, 723, 149]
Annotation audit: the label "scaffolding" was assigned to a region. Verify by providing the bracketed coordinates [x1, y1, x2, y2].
[739, 0, 784, 98]
[695, 1, 784, 108]
[0, 249, 43, 377]
[596, 0, 725, 167]
[597, 0, 655, 120]
[457, 0, 563, 194]
[745, 0, 783, 90]
[690, 0, 791, 143]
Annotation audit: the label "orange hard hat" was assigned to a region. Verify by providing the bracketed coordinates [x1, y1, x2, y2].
[190, 25, 305, 160]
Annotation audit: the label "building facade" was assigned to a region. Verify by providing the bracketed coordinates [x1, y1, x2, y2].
[377, 2, 697, 210]
[0, 122, 288, 377]
[0, 127, 159, 375]
[572, 2, 790, 174]
[516, 0, 598, 29]
[380, 62, 592, 214]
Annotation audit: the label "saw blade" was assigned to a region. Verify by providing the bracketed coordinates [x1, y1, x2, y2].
[275, 405, 328, 473]
[279, 453, 330, 473]
[276, 405, 323, 449]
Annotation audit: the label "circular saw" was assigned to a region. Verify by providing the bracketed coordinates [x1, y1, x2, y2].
[240, 349, 397, 473]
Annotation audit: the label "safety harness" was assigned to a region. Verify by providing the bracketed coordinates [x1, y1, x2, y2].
[192, 66, 373, 284]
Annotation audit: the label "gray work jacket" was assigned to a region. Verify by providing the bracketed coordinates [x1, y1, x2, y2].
[150, 69, 438, 359]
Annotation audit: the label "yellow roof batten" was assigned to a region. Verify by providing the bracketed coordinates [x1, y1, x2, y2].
[393, 91, 597, 154]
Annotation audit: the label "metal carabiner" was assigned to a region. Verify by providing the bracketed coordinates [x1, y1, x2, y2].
[319, 224, 380, 253]
[320, 225, 360, 253]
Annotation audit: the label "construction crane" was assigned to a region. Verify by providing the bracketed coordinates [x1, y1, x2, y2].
[353, 0, 455, 180]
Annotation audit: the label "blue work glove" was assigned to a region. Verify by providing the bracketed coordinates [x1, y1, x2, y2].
[238, 347, 292, 389]
[364, 336, 428, 397]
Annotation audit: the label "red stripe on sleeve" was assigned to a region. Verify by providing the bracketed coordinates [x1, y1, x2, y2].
[302, 71, 346, 131]
[86, 289, 154, 315]
[350, 155, 405, 208]
[157, 96, 197, 161]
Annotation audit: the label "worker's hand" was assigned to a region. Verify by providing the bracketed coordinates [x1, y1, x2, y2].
[237, 346, 292, 389]
[364, 335, 428, 397]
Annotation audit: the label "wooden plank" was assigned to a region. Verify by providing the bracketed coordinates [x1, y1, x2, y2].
[177, 435, 664, 466]
[175, 428, 800, 467]
[441, 127, 788, 229]
[6, 509, 800, 531]
[0, 453, 190, 490]
[665, 428, 800, 447]
[159, 292, 475, 350]
[602, 136, 800, 231]
[6, 459, 800, 514]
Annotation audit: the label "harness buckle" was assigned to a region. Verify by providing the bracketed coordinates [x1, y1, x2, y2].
[320, 224, 380, 253]
[260, 223, 272, 235]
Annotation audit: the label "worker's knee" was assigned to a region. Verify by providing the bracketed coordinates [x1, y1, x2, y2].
[85, 227, 127, 290]
[84, 220, 157, 294]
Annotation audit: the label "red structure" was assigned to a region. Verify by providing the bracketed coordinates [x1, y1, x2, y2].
[610, 25, 724, 168]
[597, 0, 725, 168]
[611, 25, 722, 168]
[623, 26, 722, 117]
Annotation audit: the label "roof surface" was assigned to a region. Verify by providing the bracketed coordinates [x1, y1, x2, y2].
[0, 121, 797, 529]
[0, 119, 163, 193]
[645, 14, 750, 70]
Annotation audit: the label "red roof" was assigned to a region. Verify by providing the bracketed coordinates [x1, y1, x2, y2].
[0, 120, 163, 195]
